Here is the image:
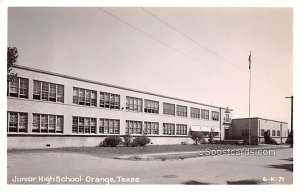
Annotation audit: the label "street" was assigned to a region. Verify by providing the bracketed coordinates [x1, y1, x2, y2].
[7, 148, 293, 184]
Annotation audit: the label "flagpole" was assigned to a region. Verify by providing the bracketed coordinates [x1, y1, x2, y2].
[248, 51, 252, 145]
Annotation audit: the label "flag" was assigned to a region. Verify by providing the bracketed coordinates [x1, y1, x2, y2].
[248, 51, 251, 70]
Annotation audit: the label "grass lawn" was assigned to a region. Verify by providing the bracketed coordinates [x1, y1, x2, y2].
[8, 144, 265, 158]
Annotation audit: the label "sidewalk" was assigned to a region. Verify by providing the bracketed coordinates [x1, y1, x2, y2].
[114, 144, 291, 160]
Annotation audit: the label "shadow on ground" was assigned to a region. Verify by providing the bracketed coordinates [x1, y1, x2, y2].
[183, 180, 211, 185]
[280, 158, 293, 162]
[267, 163, 293, 172]
[227, 179, 262, 185]
[183, 179, 262, 185]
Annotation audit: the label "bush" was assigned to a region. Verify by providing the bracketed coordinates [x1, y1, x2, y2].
[100, 136, 122, 147]
[191, 132, 204, 144]
[133, 136, 151, 147]
[123, 134, 134, 147]
[209, 132, 215, 144]
[264, 132, 278, 145]
[286, 132, 293, 145]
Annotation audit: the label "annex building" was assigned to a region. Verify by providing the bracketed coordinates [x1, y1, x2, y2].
[7, 65, 233, 149]
[231, 118, 289, 144]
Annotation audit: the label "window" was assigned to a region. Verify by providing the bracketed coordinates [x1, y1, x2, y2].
[201, 109, 209, 120]
[163, 123, 175, 135]
[8, 77, 29, 98]
[163, 103, 175, 116]
[126, 97, 142, 112]
[72, 116, 96, 134]
[190, 107, 200, 119]
[126, 120, 142, 134]
[176, 105, 187, 117]
[99, 119, 120, 134]
[211, 111, 219, 121]
[176, 124, 187, 135]
[144, 99, 159, 114]
[272, 130, 276, 136]
[33, 80, 64, 103]
[260, 129, 265, 136]
[277, 130, 281, 136]
[73, 87, 97, 107]
[99, 92, 120, 109]
[7, 112, 28, 133]
[144, 122, 159, 135]
[32, 114, 63, 133]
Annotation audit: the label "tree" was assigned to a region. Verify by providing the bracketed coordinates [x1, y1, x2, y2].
[191, 132, 204, 144]
[7, 47, 18, 82]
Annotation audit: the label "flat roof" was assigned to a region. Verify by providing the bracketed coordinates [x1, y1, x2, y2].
[232, 117, 288, 124]
[13, 65, 233, 111]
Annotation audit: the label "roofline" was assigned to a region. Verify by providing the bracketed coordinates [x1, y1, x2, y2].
[13, 65, 233, 111]
[232, 117, 288, 124]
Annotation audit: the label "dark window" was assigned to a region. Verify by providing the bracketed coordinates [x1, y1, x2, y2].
[163, 103, 175, 116]
[191, 107, 200, 119]
[33, 80, 64, 103]
[176, 124, 187, 135]
[126, 120, 142, 134]
[163, 123, 175, 135]
[144, 122, 159, 135]
[144, 99, 159, 114]
[176, 105, 187, 117]
[212, 111, 219, 121]
[99, 92, 120, 109]
[72, 116, 96, 134]
[99, 119, 120, 134]
[201, 109, 209, 120]
[73, 87, 97, 107]
[7, 112, 28, 133]
[126, 97, 143, 112]
[8, 77, 29, 98]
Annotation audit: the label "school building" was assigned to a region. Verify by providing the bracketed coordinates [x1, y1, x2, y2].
[230, 118, 289, 144]
[7, 65, 233, 149]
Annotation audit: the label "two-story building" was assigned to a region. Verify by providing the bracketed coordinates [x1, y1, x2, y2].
[7, 65, 233, 149]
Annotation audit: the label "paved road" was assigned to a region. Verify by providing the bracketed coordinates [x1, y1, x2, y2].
[7, 148, 293, 184]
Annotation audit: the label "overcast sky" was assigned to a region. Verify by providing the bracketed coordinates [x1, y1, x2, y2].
[8, 7, 293, 124]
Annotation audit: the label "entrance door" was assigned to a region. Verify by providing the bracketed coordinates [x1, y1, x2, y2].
[224, 128, 230, 140]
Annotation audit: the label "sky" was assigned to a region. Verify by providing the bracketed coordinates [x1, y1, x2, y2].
[7, 7, 293, 125]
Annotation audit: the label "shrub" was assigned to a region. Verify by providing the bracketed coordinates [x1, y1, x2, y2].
[209, 132, 215, 144]
[286, 132, 293, 145]
[133, 136, 151, 147]
[191, 132, 204, 144]
[123, 134, 134, 147]
[100, 136, 122, 147]
[264, 132, 278, 145]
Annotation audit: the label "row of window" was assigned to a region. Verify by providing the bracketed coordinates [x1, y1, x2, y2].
[7, 112, 188, 136]
[8, 77, 221, 120]
[260, 129, 284, 137]
[242, 129, 286, 137]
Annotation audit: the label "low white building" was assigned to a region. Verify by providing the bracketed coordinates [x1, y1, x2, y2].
[231, 118, 289, 144]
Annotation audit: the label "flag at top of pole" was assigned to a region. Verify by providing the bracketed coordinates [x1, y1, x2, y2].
[249, 51, 251, 70]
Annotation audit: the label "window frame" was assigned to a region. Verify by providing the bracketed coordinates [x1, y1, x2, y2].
[201, 109, 209, 120]
[73, 87, 97, 107]
[8, 77, 29, 99]
[33, 80, 64, 103]
[99, 92, 120, 109]
[126, 96, 143, 112]
[72, 116, 97, 134]
[7, 112, 28, 133]
[176, 105, 187, 117]
[163, 102, 175, 116]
